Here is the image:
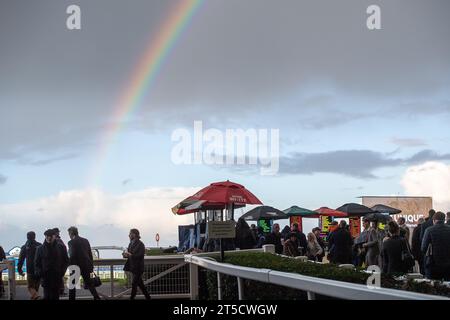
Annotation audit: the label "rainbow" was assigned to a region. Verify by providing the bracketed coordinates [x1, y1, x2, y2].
[88, 0, 204, 185]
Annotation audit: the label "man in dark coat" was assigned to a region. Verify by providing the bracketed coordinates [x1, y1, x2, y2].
[411, 218, 425, 273]
[34, 229, 69, 300]
[291, 223, 308, 256]
[327, 220, 353, 264]
[421, 212, 450, 281]
[446, 212, 450, 226]
[418, 210, 436, 274]
[123, 228, 151, 300]
[382, 221, 413, 274]
[67, 226, 100, 300]
[264, 223, 283, 254]
[18, 231, 42, 299]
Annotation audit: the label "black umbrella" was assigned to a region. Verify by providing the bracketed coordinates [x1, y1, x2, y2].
[336, 203, 376, 217]
[371, 204, 402, 215]
[240, 205, 288, 221]
[364, 212, 393, 224]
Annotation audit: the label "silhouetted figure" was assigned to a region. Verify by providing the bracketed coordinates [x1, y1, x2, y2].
[411, 217, 425, 273]
[328, 220, 353, 264]
[35, 229, 69, 300]
[18, 231, 42, 300]
[67, 227, 100, 300]
[264, 223, 283, 254]
[421, 212, 450, 281]
[382, 221, 414, 274]
[0, 245, 5, 297]
[123, 229, 151, 300]
[235, 218, 256, 249]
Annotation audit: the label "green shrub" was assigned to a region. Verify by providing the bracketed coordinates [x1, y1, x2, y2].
[198, 252, 450, 299]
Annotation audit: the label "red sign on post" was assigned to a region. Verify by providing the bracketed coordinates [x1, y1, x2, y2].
[155, 233, 160, 246]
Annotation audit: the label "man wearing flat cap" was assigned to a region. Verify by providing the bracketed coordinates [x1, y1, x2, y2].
[34, 229, 69, 300]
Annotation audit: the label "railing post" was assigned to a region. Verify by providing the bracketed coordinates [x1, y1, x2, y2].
[7, 260, 16, 300]
[189, 263, 199, 300]
[237, 277, 244, 300]
[217, 272, 222, 300]
[110, 265, 114, 298]
[307, 291, 316, 300]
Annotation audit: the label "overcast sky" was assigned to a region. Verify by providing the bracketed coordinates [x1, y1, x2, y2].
[1, 0, 450, 251]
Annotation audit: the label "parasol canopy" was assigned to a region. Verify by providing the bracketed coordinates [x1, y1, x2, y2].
[336, 203, 376, 217]
[314, 207, 348, 217]
[240, 205, 288, 221]
[371, 204, 402, 215]
[283, 205, 317, 217]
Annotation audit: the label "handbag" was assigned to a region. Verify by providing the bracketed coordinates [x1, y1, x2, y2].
[85, 272, 102, 289]
[401, 239, 415, 269]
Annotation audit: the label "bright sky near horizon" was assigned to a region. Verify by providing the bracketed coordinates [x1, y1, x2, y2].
[1, 0, 450, 251]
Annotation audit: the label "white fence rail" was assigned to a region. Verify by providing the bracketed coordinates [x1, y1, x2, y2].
[185, 254, 450, 300]
[0, 260, 16, 300]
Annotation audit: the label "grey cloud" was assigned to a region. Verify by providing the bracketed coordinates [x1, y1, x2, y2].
[278, 149, 450, 178]
[16, 153, 79, 166]
[0, 174, 7, 185]
[390, 138, 427, 147]
[1, 0, 450, 160]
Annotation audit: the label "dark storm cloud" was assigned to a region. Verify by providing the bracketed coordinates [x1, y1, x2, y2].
[1, 0, 450, 160]
[278, 149, 450, 178]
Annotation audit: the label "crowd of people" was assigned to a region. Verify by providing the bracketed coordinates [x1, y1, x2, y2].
[1, 210, 450, 299]
[0, 227, 150, 300]
[234, 210, 450, 281]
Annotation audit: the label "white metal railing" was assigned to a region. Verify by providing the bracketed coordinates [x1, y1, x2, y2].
[92, 255, 190, 299]
[0, 260, 16, 300]
[185, 254, 450, 300]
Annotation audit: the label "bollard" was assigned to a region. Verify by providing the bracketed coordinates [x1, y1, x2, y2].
[262, 244, 275, 254]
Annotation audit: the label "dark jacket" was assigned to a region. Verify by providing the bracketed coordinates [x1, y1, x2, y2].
[328, 228, 353, 264]
[382, 235, 410, 274]
[68, 236, 94, 273]
[293, 231, 307, 252]
[18, 240, 42, 276]
[419, 218, 434, 246]
[124, 239, 146, 274]
[421, 222, 450, 268]
[411, 224, 423, 261]
[316, 236, 326, 259]
[34, 241, 69, 281]
[0, 246, 5, 261]
[235, 218, 257, 249]
[264, 232, 283, 254]
[283, 239, 299, 257]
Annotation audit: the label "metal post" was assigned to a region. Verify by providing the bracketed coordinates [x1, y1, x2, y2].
[110, 265, 114, 298]
[189, 263, 199, 300]
[217, 272, 222, 300]
[307, 291, 316, 300]
[7, 260, 16, 300]
[237, 277, 244, 300]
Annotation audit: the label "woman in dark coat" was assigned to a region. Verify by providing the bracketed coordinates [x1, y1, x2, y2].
[123, 229, 151, 300]
[382, 221, 413, 274]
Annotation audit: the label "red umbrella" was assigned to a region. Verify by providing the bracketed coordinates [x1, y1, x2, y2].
[314, 207, 348, 217]
[172, 198, 245, 215]
[190, 180, 262, 205]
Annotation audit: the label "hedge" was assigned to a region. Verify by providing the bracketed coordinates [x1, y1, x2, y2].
[198, 252, 450, 299]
